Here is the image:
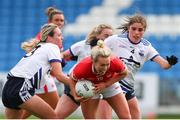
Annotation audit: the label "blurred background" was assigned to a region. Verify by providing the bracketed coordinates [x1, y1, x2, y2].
[0, 0, 180, 119]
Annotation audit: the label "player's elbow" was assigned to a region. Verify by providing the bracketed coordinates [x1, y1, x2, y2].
[120, 69, 128, 78]
[123, 69, 128, 77]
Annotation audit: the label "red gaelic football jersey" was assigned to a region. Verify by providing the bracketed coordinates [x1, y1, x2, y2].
[72, 56, 126, 84]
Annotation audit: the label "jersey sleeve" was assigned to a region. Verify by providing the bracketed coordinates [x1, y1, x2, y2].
[47, 44, 62, 63]
[147, 43, 159, 61]
[69, 41, 83, 57]
[111, 57, 126, 73]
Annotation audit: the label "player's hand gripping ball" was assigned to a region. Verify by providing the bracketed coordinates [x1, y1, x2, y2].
[75, 80, 95, 98]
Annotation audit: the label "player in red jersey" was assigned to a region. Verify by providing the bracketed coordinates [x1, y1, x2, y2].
[55, 24, 113, 119]
[69, 40, 131, 119]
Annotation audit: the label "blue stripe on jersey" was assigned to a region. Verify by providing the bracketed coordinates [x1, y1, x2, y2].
[150, 54, 159, 61]
[38, 68, 42, 89]
[29, 67, 42, 89]
[117, 33, 127, 38]
[141, 39, 150, 46]
[34, 72, 38, 88]
[49, 59, 62, 63]
[39, 68, 42, 80]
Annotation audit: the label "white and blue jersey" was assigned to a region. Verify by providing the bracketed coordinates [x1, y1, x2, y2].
[105, 33, 159, 88]
[9, 43, 62, 89]
[69, 40, 91, 62]
[68, 40, 91, 74]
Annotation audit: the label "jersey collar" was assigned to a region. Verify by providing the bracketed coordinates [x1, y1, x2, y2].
[127, 33, 141, 45]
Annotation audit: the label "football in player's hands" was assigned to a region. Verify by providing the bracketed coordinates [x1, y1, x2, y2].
[75, 80, 95, 98]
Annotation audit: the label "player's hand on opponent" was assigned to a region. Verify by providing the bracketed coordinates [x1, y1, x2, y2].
[166, 55, 178, 65]
[93, 82, 106, 94]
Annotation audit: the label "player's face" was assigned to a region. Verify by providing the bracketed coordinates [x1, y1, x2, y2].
[94, 56, 110, 75]
[50, 14, 65, 29]
[128, 23, 145, 43]
[52, 28, 63, 48]
[96, 28, 113, 40]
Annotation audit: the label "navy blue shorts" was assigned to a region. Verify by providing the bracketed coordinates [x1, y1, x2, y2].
[64, 84, 80, 105]
[2, 75, 35, 109]
[119, 80, 135, 100]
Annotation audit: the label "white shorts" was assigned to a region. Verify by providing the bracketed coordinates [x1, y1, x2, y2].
[35, 75, 57, 94]
[92, 82, 122, 99]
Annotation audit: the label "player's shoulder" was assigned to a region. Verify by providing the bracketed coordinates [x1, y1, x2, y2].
[110, 56, 121, 63]
[105, 34, 123, 44]
[40, 43, 59, 53]
[140, 38, 151, 46]
[74, 57, 92, 71]
[42, 43, 59, 48]
[109, 33, 127, 40]
[107, 34, 119, 39]
[76, 57, 91, 68]
[117, 33, 128, 38]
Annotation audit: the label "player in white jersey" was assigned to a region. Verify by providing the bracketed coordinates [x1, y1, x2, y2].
[55, 24, 114, 119]
[20, 7, 66, 118]
[104, 14, 178, 119]
[2, 23, 74, 119]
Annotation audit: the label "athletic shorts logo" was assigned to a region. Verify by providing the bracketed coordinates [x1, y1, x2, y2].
[19, 80, 33, 102]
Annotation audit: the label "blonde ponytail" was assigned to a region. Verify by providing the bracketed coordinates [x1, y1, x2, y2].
[21, 38, 39, 53]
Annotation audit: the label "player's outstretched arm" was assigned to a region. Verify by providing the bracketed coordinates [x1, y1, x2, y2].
[153, 55, 178, 69]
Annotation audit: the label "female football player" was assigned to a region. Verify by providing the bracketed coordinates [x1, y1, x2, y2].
[104, 14, 178, 119]
[20, 7, 65, 118]
[68, 40, 131, 119]
[55, 24, 114, 119]
[2, 23, 74, 119]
